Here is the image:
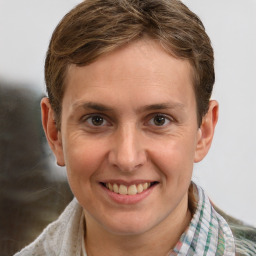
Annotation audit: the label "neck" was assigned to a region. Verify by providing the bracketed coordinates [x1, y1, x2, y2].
[84, 196, 192, 256]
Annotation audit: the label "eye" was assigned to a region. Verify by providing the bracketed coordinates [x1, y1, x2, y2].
[148, 114, 171, 127]
[85, 115, 108, 126]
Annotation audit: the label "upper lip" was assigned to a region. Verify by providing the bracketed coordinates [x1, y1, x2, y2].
[99, 180, 159, 186]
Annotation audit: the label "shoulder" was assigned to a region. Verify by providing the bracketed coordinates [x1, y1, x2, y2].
[14, 198, 84, 256]
[214, 206, 256, 255]
[230, 223, 256, 255]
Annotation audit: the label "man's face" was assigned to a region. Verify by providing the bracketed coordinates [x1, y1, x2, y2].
[57, 39, 204, 235]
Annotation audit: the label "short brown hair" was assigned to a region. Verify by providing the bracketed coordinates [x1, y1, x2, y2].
[45, 0, 214, 129]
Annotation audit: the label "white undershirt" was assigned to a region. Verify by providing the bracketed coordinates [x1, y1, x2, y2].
[81, 238, 87, 256]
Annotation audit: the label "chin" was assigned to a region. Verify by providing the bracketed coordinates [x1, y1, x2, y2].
[101, 212, 159, 236]
[106, 224, 150, 236]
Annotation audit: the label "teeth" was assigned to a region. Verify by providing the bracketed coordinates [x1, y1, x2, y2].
[108, 183, 113, 192]
[137, 184, 144, 193]
[113, 183, 119, 193]
[106, 182, 153, 195]
[119, 185, 128, 195]
[128, 185, 137, 195]
[143, 182, 149, 190]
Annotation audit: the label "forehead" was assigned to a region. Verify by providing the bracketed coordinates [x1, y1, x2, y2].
[63, 39, 195, 110]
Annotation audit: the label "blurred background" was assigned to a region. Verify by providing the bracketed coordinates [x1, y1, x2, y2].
[0, 0, 255, 255]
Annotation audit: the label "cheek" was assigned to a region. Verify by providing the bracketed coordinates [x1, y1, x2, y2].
[63, 136, 107, 181]
[63, 137, 109, 205]
[150, 135, 197, 179]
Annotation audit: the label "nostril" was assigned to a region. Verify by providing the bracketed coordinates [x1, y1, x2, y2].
[108, 151, 147, 172]
[108, 131, 147, 172]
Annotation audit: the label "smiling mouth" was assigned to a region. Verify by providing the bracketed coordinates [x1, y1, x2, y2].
[101, 182, 159, 195]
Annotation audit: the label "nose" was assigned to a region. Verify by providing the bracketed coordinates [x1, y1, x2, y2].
[108, 125, 147, 172]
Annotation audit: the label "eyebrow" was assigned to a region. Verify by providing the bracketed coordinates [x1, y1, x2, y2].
[73, 101, 114, 112]
[72, 101, 185, 113]
[140, 102, 185, 112]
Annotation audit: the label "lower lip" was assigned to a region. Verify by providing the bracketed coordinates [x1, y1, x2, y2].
[101, 184, 156, 204]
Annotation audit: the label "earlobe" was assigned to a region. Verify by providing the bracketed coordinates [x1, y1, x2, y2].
[194, 100, 219, 163]
[41, 97, 65, 166]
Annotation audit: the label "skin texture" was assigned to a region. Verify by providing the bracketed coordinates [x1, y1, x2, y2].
[41, 39, 218, 256]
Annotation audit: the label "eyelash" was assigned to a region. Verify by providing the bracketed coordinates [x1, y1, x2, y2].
[81, 113, 174, 128]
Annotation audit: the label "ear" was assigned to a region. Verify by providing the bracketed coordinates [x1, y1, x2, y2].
[41, 97, 65, 166]
[194, 100, 219, 163]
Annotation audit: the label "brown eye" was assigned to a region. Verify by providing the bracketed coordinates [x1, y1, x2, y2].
[148, 114, 171, 127]
[86, 115, 106, 126]
[153, 115, 166, 126]
[91, 116, 104, 126]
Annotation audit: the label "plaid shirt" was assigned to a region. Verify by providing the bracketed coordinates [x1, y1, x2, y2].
[18, 183, 256, 256]
[170, 184, 236, 255]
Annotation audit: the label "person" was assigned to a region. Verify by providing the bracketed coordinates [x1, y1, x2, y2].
[14, 0, 256, 255]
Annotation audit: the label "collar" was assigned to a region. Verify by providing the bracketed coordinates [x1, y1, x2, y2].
[170, 183, 236, 255]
